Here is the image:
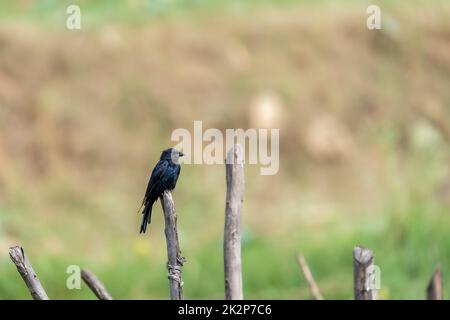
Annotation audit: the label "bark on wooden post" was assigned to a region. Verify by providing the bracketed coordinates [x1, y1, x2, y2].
[9, 246, 49, 300]
[224, 144, 244, 300]
[160, 190, 185, 300]
[297, 254, 323, 300]
[353, 246, 377, 300]
[426, 265, 443, 300]
[81, 269, 113, 300]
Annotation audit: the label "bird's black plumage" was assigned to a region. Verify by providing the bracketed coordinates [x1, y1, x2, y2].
[139, 148, 183, 234]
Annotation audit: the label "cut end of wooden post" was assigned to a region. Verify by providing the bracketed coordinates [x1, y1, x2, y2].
[9, 246, 25, 265]
[160, 189, 184, 300]
[9, 245, 49, 300]
[353, 245, 377, 300]
[225, 144, 244, 166]
[224, 144, 244, 300]
[353, 246, 374, 265]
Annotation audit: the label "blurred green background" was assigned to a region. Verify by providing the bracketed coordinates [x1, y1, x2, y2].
[1, 0, 450, 299]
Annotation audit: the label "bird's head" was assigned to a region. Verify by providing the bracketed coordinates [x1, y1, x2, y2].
[160, 148, 184, 162]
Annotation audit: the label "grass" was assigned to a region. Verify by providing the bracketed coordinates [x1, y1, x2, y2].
[1, 0, 449, 27]
[2, 191, 450, 299]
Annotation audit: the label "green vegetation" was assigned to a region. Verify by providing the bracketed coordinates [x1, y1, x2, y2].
[0, 0, 450, 299]
[0, 0, 448, 26]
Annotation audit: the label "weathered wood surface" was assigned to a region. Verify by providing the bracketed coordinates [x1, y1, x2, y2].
[224, 145, 244, 300]
[9, 246, 49, 300]
[426, 265, 443, 300]
[160, 190, 185, 300]
[81, 269, 113, 300]
[297, 254, 323, 300]
[353, 246, 377, 300]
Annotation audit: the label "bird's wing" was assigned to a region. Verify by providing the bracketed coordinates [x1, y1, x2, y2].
[139, 160, 169, 210]
[175, 164, 181, 186]
[149, 160, 169, 185]
[177, 163, 181, 178]
[159, 162, 180, 189]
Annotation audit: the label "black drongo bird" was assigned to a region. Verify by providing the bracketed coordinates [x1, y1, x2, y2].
[139, 148, 183, 234]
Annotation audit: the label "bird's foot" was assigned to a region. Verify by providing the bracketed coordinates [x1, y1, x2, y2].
[177, 255, 186, 266]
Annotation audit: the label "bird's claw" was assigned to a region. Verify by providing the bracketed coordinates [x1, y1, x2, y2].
[177, 255, 186, 266]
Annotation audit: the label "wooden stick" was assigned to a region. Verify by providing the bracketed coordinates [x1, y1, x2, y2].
[160, 190, 185, 300]
[297, 254, 323, 300]
[9, 246, 49, 300]
[426, 265, 443, 300]
[353, 246, 377, 300]
[224, 144, 244, 300]
[81, 269, 113, 300]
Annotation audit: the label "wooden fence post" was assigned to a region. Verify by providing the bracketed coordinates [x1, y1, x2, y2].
[297, 254, 323, 300]
[160, 190, 185, 300]
[353, 246, 378, 300]
[426, 265, 443, 300]
[9, 246, 49, 300]
[224, 144, 244, 300]
[81, 269, 113, 300]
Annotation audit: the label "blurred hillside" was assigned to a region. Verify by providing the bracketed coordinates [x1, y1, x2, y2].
[1, 0, 450, 299]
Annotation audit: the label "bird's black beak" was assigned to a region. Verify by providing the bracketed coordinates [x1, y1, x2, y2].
[179, 152, 184, 157]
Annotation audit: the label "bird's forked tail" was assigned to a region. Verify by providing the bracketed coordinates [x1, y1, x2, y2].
[140, 203, 153, 234]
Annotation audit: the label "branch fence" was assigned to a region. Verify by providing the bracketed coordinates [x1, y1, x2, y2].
[7, 145, 444, 300]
